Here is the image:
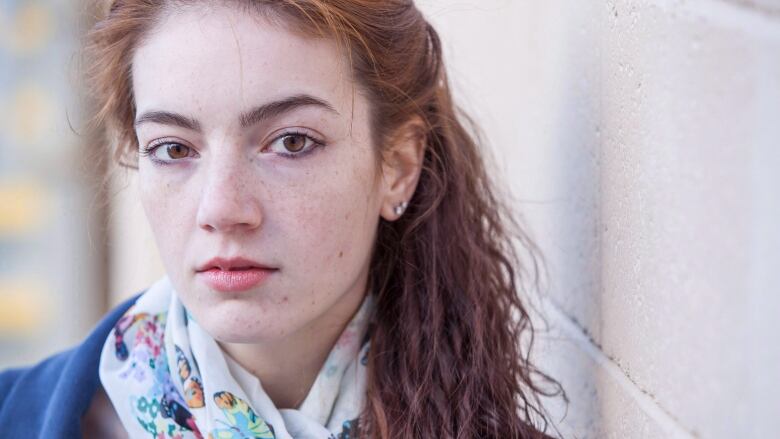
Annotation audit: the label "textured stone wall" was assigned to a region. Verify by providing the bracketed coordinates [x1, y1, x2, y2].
[418, 0, 780, 437]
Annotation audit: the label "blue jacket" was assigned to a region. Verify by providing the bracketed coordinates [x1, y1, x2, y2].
[0, 293, 141, 438]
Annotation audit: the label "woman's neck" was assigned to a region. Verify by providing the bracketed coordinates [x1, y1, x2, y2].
[217, 284, 368, 409]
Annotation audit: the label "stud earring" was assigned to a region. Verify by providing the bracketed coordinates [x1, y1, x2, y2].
[393, 201, 409, 216]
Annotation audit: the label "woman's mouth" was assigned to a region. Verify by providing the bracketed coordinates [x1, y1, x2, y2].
[197, 267, 276, 292]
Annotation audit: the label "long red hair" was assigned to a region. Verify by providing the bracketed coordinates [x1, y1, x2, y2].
[87, 1, 565, 437]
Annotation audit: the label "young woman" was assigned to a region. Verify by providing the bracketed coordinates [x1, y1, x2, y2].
[0, 1, 562, 437]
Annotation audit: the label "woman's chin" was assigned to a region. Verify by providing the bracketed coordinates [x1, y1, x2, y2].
[193, 299, 301, 344]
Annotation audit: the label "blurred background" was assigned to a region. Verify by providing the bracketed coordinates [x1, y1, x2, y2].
[0, 0, 108, 368]
[1, 0, 778, 437]
[0, 0, 165, 366]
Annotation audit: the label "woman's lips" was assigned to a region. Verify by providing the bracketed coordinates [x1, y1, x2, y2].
[197, 267, 275, 292]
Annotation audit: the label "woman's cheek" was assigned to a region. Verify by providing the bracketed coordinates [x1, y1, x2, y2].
[139, 175, 195, 269]
[286, 185, 362, 272]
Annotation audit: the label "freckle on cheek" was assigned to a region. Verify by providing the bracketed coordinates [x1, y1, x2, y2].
[338, 251, 343, 258]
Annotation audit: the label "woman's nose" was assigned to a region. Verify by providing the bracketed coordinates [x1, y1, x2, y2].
[195, 159, 263, 234]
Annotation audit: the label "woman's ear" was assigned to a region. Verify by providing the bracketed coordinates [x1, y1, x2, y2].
[379, 117, 427, 221]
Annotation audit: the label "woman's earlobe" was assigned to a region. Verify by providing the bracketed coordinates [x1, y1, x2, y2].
[380, 200, 408, 222]
[393, 201, 409, 217]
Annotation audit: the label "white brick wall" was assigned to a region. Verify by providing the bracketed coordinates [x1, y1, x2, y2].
[418, 0, 780, 437]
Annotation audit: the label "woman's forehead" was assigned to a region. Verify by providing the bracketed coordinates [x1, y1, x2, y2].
[131, 3, 360, 127]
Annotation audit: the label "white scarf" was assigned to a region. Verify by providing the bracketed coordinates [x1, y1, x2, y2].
[99, 276, 371, 439]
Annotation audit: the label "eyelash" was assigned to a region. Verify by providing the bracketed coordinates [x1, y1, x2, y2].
[139, 139, 196, 166]
[139, 131, 326, 164]
[269, 130, 326, 159]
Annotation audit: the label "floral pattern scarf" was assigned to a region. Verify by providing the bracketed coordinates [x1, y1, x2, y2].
[99, 276, 371, 439]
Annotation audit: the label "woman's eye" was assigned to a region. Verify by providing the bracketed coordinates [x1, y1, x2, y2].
[142, 142, 195, 162]
[283, 134, 307, 152]
[266, 133, 323, 157]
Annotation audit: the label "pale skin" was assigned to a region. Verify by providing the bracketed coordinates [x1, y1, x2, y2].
[81, 3, 425, 437]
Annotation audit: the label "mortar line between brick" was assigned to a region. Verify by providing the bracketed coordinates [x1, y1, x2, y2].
[712, 0, 780, 19]
[647, 0, 780, 37]
[541, 297, 697, 439]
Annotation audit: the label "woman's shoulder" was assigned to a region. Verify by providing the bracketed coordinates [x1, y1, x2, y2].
[0, 292, 142, 437]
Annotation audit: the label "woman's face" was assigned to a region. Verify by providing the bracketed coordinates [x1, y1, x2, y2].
[132, 4, 385, 343]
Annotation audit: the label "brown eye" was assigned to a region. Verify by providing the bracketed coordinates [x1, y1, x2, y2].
[141, 141, 198, 164]
[166, 143, 191, 159]
[265, 131, 324, 158]
[282, 134, 307, 152]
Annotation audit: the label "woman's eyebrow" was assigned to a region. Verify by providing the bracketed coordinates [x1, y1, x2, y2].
[238, 94, 339, 128]
[133, 94, 339, 131]
[134, 111, 201, 131]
